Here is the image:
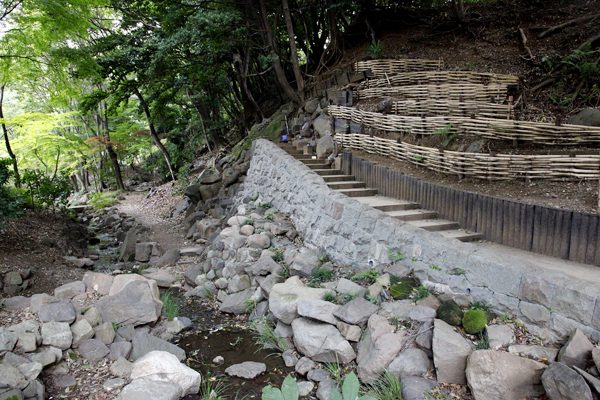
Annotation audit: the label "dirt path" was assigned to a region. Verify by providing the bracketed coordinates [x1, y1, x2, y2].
[116, 185, 188, 252]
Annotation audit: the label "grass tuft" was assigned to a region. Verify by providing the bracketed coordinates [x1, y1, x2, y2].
[250, 317, 290, 353]
[365, 370, 403, 400]
[160, 289, 180, 320]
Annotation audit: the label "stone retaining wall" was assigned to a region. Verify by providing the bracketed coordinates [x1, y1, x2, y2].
[243, 139, 600, 342]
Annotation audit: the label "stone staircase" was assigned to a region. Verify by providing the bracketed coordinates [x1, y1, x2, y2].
[278, 143, 481, 242]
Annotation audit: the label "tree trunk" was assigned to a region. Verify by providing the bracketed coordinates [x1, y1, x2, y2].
[0, 85, 20, 187]
[452, 0, 465, 21]
[133, 88, 176, 181]
[282, 0, 304, 99]
[253, 0, 302, 105]
[101, 102, 125, 190]
[186, 87, 213, 152]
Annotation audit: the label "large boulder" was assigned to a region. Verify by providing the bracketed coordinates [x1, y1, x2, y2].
[313, 114, 330, 137]
[297, 299, 340, 325]
[432, 319, 473, 384]
[388, 348, 432, 377]
[130, 332, 186, 362]
[135, 242, 160, 263]
[38, 302, 76, 324]
[117, 378, 182, 400]
[289, 248, 320, 278]
[541, 362, 592, 400]
[316, 135, 335, 159]
[78, 339, 110, 363]
[154, 249, 180, 268]
[357, 314, 405, 383]
[41, 322, 72, 350]
[268, 277, 332, 324]
[466, 350, 546, 400]
[54, 281, 86, 300]
[557, 329, 593, 369]
[225, 362, 267, 380]
[219, 289, 256, 314]
[131, 351, 200, 396]
[196, 219, 221, 239]
[292, 318, 356, 364]
[96, 280, 162, 326]
[569, 108, 600, 127]
[333, 297, 378, 326]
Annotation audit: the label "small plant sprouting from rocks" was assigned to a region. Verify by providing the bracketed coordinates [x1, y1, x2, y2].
[279, 265, 290, 279]
[329, 371, 377, 400]
[323, 292, 336, 303]
[271, 247, 284, 263]
[309, 266, 333, 288]
[324, 359, 344, 386]
[242, 299, 258, 314]
[160, 290, 180, 320]
[413, 285, 431, 302]
[199, 376, 228, 400]
[244, 218, 254, 226]
[429, 265, 441, 271]
[387, 248, 405, 262]
[499, 313, 512, 323]
[264, 212, 274, 221]
[471, 301, 491, 311]
[365, 294, 379, 305]
[111, 322, 122, 332]
[474, 333, 490, 350]
[338, 292, 356, 305]
[364, 370, 402, 400]
[260, 202, 272, 209]
[351, 270, 380, 283]
[230, 336, 243, 347]
[389, 274, 401, 285]
[250, 317, 290, 353]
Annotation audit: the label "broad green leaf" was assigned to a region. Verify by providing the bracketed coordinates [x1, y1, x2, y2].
[358, 396, 378, 400]
[262, 386, 285, 400]
[281, 375, 299, 400]
[342, 372, 359, 400]
[328, 389, 343, 400]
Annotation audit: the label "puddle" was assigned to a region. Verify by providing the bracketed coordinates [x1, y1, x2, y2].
[88, 232, 120, 273]
[179, 328, 294, 399]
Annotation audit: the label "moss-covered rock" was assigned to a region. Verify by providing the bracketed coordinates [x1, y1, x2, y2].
[389, 277, 420, 300]
[437, 300, 464, 326]
[462, 309, 488, 334]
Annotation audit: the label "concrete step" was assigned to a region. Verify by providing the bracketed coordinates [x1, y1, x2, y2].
[408, 219, 459, 232]
[301, 160, 327, 165]
[438, 230, 482, 242]
[335, 188, 378, 197]
[322, 175, 356, 182]
[386, 209, 438, 221]
[307, 164, 331, 170]
[293, 155, 316, 160]
[353, 196, 421, 211]
[327, 181, 366, 190]
[314, 169, 343, 176]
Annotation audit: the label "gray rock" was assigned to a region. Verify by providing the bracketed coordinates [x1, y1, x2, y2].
[388, 348, 432, 377]
[289, 248, 320, 278]
[23, 379, 44, 399]
[184, 265, 202, 287]
[295, 357, 317, 375]
[56, 375, 77, 388]
[4, 271, 22, 286]
[219, 289, 255, 314]
[247, 233, 271, 249]
[214, 278, 228, 290]
[316, 378, 338, 400]
[357, 314, 405, 383]
[508, 344, 559, 361]
[95, 280, 161, 326]
[408, 306, 436, 323]
[432, 319, 473, 384]
[269, 277, 332, 324]
[110, 341, 133, 360]
[401, 376, 437, 400]
[116, 324, 135, 341]
[304, 98, 320, 114]
[130, 332, 185, 362]
[298, 381, 314, 396]
[0, 363, 27, 390]
[484, 324, 514, 350]
[0, 327, 18, 354]
[594, 348, 600, 372]
[117, 378, 182, 400]
[3, 352, 29, 368]
[78, 339, 110, 362]
[9, 320, 41, 352]
[225, 361, 266, 379]
[248, 257, 282, 276]
[29, 293, 57, 314]
[227, 274, 251, 293]
[415, 321, 433, 354]
[416, 294, 441, 310]
[542, 362, 592, 400]
[336, 278, 366, 298]
[135, 242, 160, 263]
[574, 366, 600, 395]
[379, 300, 412, 320]
[94, 322, 116, 345]
[316, 136, 334, 158]
[38, 302, 76, 324]
[2, 296, 30, 311]
[292, 318, 356, 364]
[41, 322, 72, 350]
[557, 329, 594, 369]
[131, 351, 201, 396]
[141, 269, 176, 288]
[154, 249, 180, 268]
[297, 299, 340, 325]
[111, 356, 133, 378]
[466, 350, 546, 400]
[83, 307, 103, 327]
[257, 274, 284, 297]
[17, 361, 42, 381]
[71, 319, 95, 348]
[28, 348, 57, 367]
[307, 369, 330, 382]
[0, 389, 24, 400]
[376, 97, 393, 113]
[570, 108, 600, 127]
[336, 321, 362, 342]
[104, 378, 127, 392]
[54, 281, 86, 300]
[82, 272, 114, 296]
[282, 350, 298, 367]
[276, 321, 293, 338]
[196, 219, 221, 239]
[334, 297, 378, 326]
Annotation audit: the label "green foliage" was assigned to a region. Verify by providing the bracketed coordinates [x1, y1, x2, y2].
[262, 375, 298, 400]
[199, 377, 228, 400]
[242, 299, 258, 314]
[413, 285, 431, 301]
[365, 370, 403, 400]
[309, 266, 333, 287]
[21, 170, 73, 211]
[352, 269, 379, 283]
[250, 317, 290, 353]
[324, 360, 344, 385]
[328, 372, 377, 400]
[434, 123, 457, 147]
[470, 301, 491, 311]
[338, 292, 357, 305]
[366, 41, 385, 60]
[387, 248, 405, 262]
[389, 277, 420, 300]
[0, 159, 25, 224]
[279, 265, 290, 279]
[323, 292, 337, 303]
[474, 333, 489, 350]
[271, 248, 284, 263]
[389, 275, 401, 285]
[88, 191, 121, 210]
[462, 310, 488, 334]
[365, 294, 379, 305]
[437, 300, 464, 326]
[159, 290, 180, 321]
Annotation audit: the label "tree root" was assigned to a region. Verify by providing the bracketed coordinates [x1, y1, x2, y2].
[539, 13, 600, 39]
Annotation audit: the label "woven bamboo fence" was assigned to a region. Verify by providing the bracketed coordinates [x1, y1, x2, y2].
[360, 70, 519, 88]
[356, 83, 510, 102]
[329, 106, 600, 145]
[336, 133, 600, 181]
[391, 99, 513, 119]
[355, 59, 444, 75]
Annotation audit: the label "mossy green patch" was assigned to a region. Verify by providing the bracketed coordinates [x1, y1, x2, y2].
[462, 309, 488, 334]
[389, 276, 420, 300]
[437, 300, 464, 326]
